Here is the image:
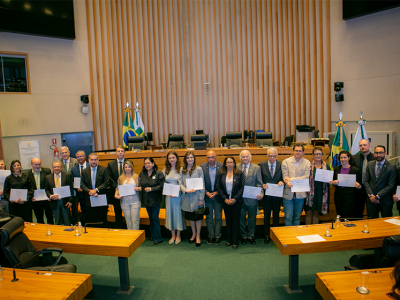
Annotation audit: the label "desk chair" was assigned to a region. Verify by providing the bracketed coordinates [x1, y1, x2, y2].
[226, 131, 243, 148]
[0, 217, 77, 273]
[128, 136, 145, 150]
[168, 135, 184, 149]
[256, 131, 273, 146]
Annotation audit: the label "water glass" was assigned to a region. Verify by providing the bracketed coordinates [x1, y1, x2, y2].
[356, 272, 369, 294]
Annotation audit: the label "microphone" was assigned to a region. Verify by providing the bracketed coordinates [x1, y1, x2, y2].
[84, 222, 103, 233]
[331, 217, 368, 229]
[11, 250, 42, 282]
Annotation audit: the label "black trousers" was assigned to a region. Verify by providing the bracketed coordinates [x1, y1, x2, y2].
[10, 201, 32, 222]
[354, 187, 368, 218]
[262, 196, 281, 237]
[76, 193, 89, 226]
[32, 200, 54, 224]
[334, 188, 356, 219]
[70, 196, 79, 225]
[112, 196, 125, 229]
[88, 205, 108, 228]
[367, 200, 393, 219]
[222, 201, 241, 245]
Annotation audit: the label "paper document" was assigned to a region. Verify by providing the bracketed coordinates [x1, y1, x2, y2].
[296, 234, 326, 243]
[337, 174, 356, 187]
[53, 186, 71, 199]
[384, 219, 400, 226]
[0, 170, 11, 192]
[73, 177, 81, 189]
[186, 178, 204, 191]
[315, 169, 334, 183]
[264, 184, 284, 197]
[90, 194, 108, 207]
[33, 189, 49, 201]
[10, 189, 28, 201]
[118, 184, 137, 197]
[396, 186, 400, 198]
[243, 186, 262, 199]
[290, 179, 310, 192]
[162, 183, 180, 197]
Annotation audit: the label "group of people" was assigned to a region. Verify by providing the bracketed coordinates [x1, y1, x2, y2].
[0, 139, 398, 250]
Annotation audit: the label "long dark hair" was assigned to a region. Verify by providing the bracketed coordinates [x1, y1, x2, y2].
[392, 261, 400, 298]
[142, 157, 158, 172]
[221, 156, 238, 175]
[165, 151, 181, 175]
[10, 159, 22, 174]
[182, 151, 196, 175]
[338, 150, 353, 165]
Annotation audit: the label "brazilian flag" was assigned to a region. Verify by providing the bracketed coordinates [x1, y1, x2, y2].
[122, 109, 135, 148]
[330, 125, 350, 168]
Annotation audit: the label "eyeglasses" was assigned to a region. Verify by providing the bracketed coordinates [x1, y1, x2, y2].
[314, 153, 323, 156]
[76, 156, 84, 159]
[374, 152, 385, 155]
[294, 150, 303, 153]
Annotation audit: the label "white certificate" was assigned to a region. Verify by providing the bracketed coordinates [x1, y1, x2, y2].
[290, 179, 310, 192]
[264, 183, 284, 198]
[296, 234, 326, 243]
[118, 184, 137, 197]
[315, 169, 334, 183]
[33, 189, 49, 201]
[53, 186, 71, 199]
[73, 177, 81, 189]
[396, 186, 400, 198]
[90, 194, 108, 207]
[162, 183, 180, 197]
[10, 189, 28, 201]
[337, 174, 356, 187]
[243, 186, 262, 199]
[0, 170, 11, 192]
[186, 178, 204, 191]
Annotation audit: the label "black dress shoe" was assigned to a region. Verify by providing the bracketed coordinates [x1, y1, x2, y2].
[215, 238, 221, 245]
[233, 245, 238, 250]
[207, 237, 214, 245]
[264, 236, 271, 244]
[248, 238, 256, 245]
[153, 241, 163, 245]
[147, 238, 153, 241]
[241, 238, 247, 245]
[189, 238, 196, 244]
[225, 242, 231, 247]
[196, 242, 201, 247]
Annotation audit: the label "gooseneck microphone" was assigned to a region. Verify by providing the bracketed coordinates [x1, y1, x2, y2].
[84, 222, 103, 233]
[11, 250, 42, 282]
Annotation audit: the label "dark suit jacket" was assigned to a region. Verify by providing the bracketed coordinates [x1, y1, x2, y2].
[80, 165, 110, 206]
[333, 165, 361, 199]
[70, 162, 88, 194]
[61, 157, 78, 174]
[107, 159, 130, 191]
[396, 168, 400, 210]
[364, 160, 396, 205]
[45, 171, 73, 210]
[352, 152, 375, 186]
[200, 161, 223, 203]
[25, 168, 51, 191]
[216, 170, 244, 204]
[259, 160, 283, 201]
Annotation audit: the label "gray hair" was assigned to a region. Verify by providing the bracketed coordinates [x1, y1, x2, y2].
[60, 146, 69, 152]
[76, 150, 86, 157]
[52, 160, 62, 166]
[267, 147, 278, 156]
[239, 150, 252, 160]
[88, 153, 99, 159]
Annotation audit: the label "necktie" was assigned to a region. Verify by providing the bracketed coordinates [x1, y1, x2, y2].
[270, 164, 274, 178]
[65, 161, 69, 173]
[362, 156, 367, 184]
[376, 163, 382, 177]
[80, 165, 83, 176]
[119, 162, 123, 176]
[92, 168, 96, 189]
[56, 175, 60, 188]
[242, 165, 247, 182]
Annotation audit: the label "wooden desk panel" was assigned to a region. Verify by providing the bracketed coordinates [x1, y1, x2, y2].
[24, 223, 145, 258]
[0, 268, 92, 300]
[316, 268, 394, 300]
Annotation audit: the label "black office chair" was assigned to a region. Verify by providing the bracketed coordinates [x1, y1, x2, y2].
[256, 131, 273, 146]
[344, 235, 400, 270]
[168, 135, 184, 149]
[226, 131, 243, 148]
[220, 136, 227, 146]
[0, 217, 77, 273]
[128, 136, 145, 150]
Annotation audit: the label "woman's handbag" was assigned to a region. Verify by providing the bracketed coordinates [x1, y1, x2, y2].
[194, 205, 209, 216]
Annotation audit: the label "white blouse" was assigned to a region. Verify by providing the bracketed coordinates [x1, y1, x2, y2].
[225, 175, 233, 198]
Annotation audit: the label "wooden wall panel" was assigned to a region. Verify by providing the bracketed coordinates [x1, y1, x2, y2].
[86, 0, 331, 150]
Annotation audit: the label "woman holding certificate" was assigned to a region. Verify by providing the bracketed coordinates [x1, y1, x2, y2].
[305, 147, 331, 224]
[330, 150, 362, 218]
[3, 159, 34, 222]
[114, 161, 142, 230]
[163, 151, 186, 245]
[179, 151, 205, 247]
[216, 156, 244, 250]
[140, 157, 165, 245]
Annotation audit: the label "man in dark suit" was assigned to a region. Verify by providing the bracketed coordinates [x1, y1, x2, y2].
[393, 167, 400, 214]
[259, 148, 284, 244]
[81, 153, 110, 227]
[352, 139, 375, 218]
[27, 158, 53, 224]
[200, 150, 223, 245]
[237, 150, 263, 245]
[60, 146, 78, 174]
[364, 145, 397, 218]
[107, 145, 129, 229]
[45, 160, 73, 225]
[70, 150, 89, 226]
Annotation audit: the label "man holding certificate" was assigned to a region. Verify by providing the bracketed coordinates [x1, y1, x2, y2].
[70, 150, 89, 226]
[45, 160, 73, 225]
[259, 147, 284, 244]
[282, 144, 311, 226]
[237, 150, 263, 245]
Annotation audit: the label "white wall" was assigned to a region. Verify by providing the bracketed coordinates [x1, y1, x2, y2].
[0, 0, 92, 137]
[330, 2, 400, 121]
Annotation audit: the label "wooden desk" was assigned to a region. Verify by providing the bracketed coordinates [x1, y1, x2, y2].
[23, 223, 145, 294]
[316, 268, 394, 300]
[0, 267, 92, 300]
[271, 217, 400, 293]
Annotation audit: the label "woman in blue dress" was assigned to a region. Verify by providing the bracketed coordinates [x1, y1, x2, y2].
[163, 151, 186, 244]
